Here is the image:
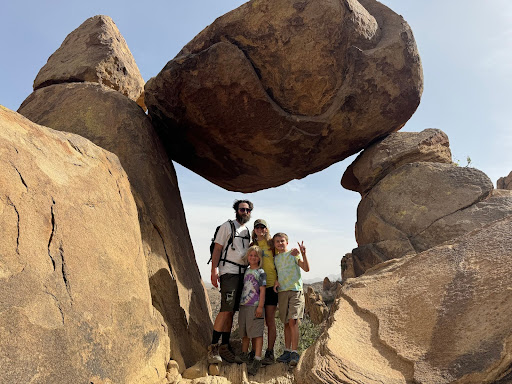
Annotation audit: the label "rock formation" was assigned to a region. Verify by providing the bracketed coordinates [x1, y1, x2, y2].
[33, 15, 146, 109]
[145, 0, 423, 192]
[19, 18, 211, 371]
[342, 128, 452, 195]
[305, 286, 329, 325]
[497, 171, 512, 190]
[296, 214, 512, 384]
[345, 130, 512, 276]
[0, 106, 167, 383]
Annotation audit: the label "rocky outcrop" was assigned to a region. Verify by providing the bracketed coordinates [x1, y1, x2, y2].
[296, 214, 512, 384]
[0, 106, 167, 383]
[305, 286, 329, 325]
[33, 15, 145, 109]
[341, 253, 356, 280]
[145, 0, 423, 192]
[343, 129, 512, 276]
[497, 171, 512, 190]
[342, 128, 452, 195]
[19, 82, 212, 371]
[353, 162, 512, 274]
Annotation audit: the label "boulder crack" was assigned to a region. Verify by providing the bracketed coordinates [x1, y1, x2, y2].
[153, 222, 175, 280]
[48, 199, 56, 270]
[7, 197, 20, 254]
[11, 163, 28, 190]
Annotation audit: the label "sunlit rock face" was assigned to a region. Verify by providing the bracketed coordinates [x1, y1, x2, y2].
[0, 106, 167, 383]
[296, 214, 512, 384]
[19, 82, 213, 371]
[145, 0, 423, 192]
[33, 15, 145, 108]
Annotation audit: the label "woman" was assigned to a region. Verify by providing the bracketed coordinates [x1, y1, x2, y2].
[250, 219, 278, 365]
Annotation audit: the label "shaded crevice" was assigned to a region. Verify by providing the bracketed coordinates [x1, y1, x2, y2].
[67, 139, 83, 155]
[339, 291, 417, 382]
[152, 222, 175, 280]
[45, 289, 65, 325]
[11, 163, 28, 190]
[48, 199, 56, 270]
[58, 243, 72, 303]
[7, 197, 20, 254]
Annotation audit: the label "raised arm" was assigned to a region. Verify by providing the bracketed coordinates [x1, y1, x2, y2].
[297, 241, 309, 272]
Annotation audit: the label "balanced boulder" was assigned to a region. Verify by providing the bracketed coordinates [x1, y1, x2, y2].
[0, 106, 167, 383]
[145, 0, 423, 192]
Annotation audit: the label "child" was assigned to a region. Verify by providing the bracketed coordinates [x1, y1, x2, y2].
[235, 245, 267, 375]
[250, 219, 278, 365]
[272, 233, 309, 367]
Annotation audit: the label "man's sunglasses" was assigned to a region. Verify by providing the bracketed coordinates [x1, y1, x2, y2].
[238, 208, 252, 213]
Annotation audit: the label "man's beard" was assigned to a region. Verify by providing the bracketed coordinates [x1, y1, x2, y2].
[236, 212, 250, 224]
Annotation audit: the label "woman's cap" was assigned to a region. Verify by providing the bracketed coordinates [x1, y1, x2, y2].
[254, 219, 267, 228]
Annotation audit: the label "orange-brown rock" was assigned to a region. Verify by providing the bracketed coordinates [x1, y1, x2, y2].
[342, 129, 452, 195]
[305, 286, 329, 325]
[296, 215, 512, 384]
[0, 106, 167, 383]
[18, 83, 212, 370]
[145, 0, 423, 192]
[33, 15, 145, 107]
[352, 162, 512, 275]
[497, 170, 512, 190]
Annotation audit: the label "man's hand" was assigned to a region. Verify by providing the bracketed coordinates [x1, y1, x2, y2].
[255, 306, 263, 318]
[211, 268, 219, 288]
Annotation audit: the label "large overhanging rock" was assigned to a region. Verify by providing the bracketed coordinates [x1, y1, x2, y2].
[342, 129, 452, 195]
[145, 0, 423, 192]
[296, 215, 512, 384]
[0, 106, 167, 383]
[33, 15, 145, 108]
[18, 83, 212, 370]
[353, 162, 512, 275]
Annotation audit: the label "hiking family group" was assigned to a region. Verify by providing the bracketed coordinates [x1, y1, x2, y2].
[207, 200, 310, 376]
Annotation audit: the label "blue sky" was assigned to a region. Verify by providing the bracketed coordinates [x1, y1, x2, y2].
[2, 1, 511, 282]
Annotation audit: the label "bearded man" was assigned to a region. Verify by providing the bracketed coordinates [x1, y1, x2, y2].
[208, 199, 253, 363]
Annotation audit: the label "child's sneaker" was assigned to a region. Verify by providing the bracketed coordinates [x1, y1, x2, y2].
[276, 350, 291, 363]
[218, 344, 236, 363]
[248, 358, 262, 376]
[207, 344, 222, 364]
[248, 349, 255, 362]
[235, 352, 250, 364]
[289, 351, 300, 367]
[261, 349, 275, 365]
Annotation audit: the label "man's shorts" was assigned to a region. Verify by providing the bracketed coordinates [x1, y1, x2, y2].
[220, 273, 244, 312]
[278, 290, 305, 323]
[238, 305, 265, 339]
[265, 286, 278, 306]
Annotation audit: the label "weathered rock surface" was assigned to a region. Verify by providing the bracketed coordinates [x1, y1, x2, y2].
[33, 15, 145, 108]
[305, 286, 329, 325]
[342, 128, 452, 195]
[497, 170, 512, 190]
[0, 106, 167, 383]
[296, 215, 512, 384]
[18, 82, 212, 370]
[341, 253, 356, 280]
[352, 162, 512, 275]
[145, 0, 423, 192]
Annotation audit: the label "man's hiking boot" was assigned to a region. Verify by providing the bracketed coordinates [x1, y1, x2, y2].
[261, 349, 275, 365]
[276, 350, 291, 363]
[289, 351, 300, 367]
[248, 358, 262, 376]
[207, 344, 222, 364]
[235, 351, 251, 364]
[219, 344, 236, 363]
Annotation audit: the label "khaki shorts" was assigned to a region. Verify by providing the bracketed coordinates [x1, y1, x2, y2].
[238, 305, 265, 339]
[278, 290, 304, 323]
[220, 273, 244, 312]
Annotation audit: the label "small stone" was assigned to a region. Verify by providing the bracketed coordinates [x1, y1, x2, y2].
[208, 363, 220, 376]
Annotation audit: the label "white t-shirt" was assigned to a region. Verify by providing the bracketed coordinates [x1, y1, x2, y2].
[214, 220, 250, 275]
